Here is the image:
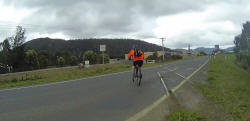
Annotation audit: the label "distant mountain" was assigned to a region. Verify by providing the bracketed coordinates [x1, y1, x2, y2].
[193, 46, 235, 54]
[25, 38, 170, 58]
[223, 47, 234, 52]
[193, 47, 214, 54]
[174, 49, 187, 52]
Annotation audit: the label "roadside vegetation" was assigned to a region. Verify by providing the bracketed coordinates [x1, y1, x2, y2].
[168, 110, 205, 121]
[233, 21, 250, 72]
[198, 54, 250, 121]
[0, 54, 201, 89]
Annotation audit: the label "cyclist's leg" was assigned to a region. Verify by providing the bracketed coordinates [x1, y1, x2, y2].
[132, 61, 136, 81]
[138, 66, 141, 78]
[138, 60, 143, 78]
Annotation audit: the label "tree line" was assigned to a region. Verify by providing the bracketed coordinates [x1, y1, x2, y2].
[25, 37, 168, 59]
[0, 26, 110, 73]
[234, 21, 250, 71]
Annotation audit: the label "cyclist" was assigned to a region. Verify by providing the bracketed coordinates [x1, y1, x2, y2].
[128, 45, 144, 82]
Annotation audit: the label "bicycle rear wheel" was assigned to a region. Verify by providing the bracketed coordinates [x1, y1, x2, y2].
[135, 66, 141, 86]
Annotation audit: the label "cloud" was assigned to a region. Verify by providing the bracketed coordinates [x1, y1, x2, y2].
[1, 0, 218, 38]
[153, 1, 250, 48]
[0, 0, 250, 49]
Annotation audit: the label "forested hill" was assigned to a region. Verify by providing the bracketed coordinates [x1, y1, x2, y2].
[25, 38, 169, 58]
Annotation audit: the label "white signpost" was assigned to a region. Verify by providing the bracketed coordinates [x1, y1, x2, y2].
[100, 45, 106, 64]
[85, 60, 90, 68]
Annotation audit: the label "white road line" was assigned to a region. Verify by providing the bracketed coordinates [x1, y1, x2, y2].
[126, 57, 210, 121]
[175, 73, 186, 79]
[171, 58, 209, 93]
[125, 95, 168, 121]
[167, 68, 177, 72]
[157, 72, 169, 96]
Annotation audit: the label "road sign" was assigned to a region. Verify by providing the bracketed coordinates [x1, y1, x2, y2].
[85, 60, 90, 68]
[100, 45, 106, 52]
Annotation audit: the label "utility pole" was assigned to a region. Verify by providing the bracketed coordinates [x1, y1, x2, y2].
[160, 38, 166, 61]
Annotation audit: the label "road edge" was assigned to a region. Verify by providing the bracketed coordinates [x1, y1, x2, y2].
[125, 57, 210, 121]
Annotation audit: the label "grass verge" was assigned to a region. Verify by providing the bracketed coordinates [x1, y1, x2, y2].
[168, 110, 205, 121]
[197, 54, 250, 121]
[0, 56, 201, 89]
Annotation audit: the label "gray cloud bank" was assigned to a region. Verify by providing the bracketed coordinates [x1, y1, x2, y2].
[2, 0, 250, 48]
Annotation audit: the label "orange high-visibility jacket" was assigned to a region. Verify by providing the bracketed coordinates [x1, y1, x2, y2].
[128, 49, 144, 62]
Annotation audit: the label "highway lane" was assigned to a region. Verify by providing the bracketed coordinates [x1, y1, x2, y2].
[0, 56, 208, 121]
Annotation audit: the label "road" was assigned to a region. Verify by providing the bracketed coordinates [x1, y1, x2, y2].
[0, 56, 208, 121]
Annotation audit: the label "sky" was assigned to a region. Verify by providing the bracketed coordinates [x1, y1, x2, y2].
[0, 0, 250, 49]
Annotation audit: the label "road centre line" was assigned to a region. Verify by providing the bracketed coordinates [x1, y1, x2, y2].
[167, 68, 177, 72]
[126, 57, 210, 121]
[175, 73, 186, 79]
[157, 72, 169, 96]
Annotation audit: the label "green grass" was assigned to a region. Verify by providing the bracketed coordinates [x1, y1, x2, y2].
[0, 56, 201, 89]
[168, 110, 205, 121]
[197, 54, 250, 121]
[0, 64, 131, 89]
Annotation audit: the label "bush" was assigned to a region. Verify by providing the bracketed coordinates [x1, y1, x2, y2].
[70, 56, 78, 66]
[146, 52, 158, 60]
[57, 57, 65, 67]
[39, 55, 48, 68]
[171, 54, 183, 60]
[236, 53, 250, 71]
[25, 49, 39, 69]
[198, 51, 207, 56]
[96, 54, 110, 64]
[83, 50, 96, 64]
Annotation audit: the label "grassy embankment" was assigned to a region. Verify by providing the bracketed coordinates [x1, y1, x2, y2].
[197, 54, 250, 121]
[0, 56, 199, 89]
[168, 110, 205, 121]
[168, 54, 250, 121]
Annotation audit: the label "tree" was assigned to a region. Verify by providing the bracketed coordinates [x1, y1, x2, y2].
[83, 50, 96, 64]
[25, 49, 39, 69]
[234, 21, 250, 53]
[234, 35, 241, 53]
[7, 26, 27, 71]
[38, 50, 49, 68]
[38, 55, 49, 68]
[0, 39, 11, 65]
[57, 57, 65, 67]
[70, 56, 78, 66]
[62, 51, 70, 65]
[198, 51, 207, 56]
[10, 26, 26, 49]
[146, 52, 158, 60]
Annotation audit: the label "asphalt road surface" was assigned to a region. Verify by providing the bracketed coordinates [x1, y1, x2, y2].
[0, 56, 208, 121]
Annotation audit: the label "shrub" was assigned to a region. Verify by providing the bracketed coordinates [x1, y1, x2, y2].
[70, 56, 78, 66]
[236, 53, 250, 71]
[198, 51, 207, 56]
[172, 54, 183, 60]
[83, 50, 96, 64]
[96, 54, 110, 64]
[57, 57, 65, 67]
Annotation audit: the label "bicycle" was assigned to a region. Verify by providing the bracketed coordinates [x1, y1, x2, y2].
[133, 64, 142, 86]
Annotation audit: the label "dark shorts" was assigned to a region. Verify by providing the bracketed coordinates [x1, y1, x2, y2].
[133, 60, 143, 67]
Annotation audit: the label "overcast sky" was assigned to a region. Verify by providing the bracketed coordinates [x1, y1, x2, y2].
[0, 0, 250, 49]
